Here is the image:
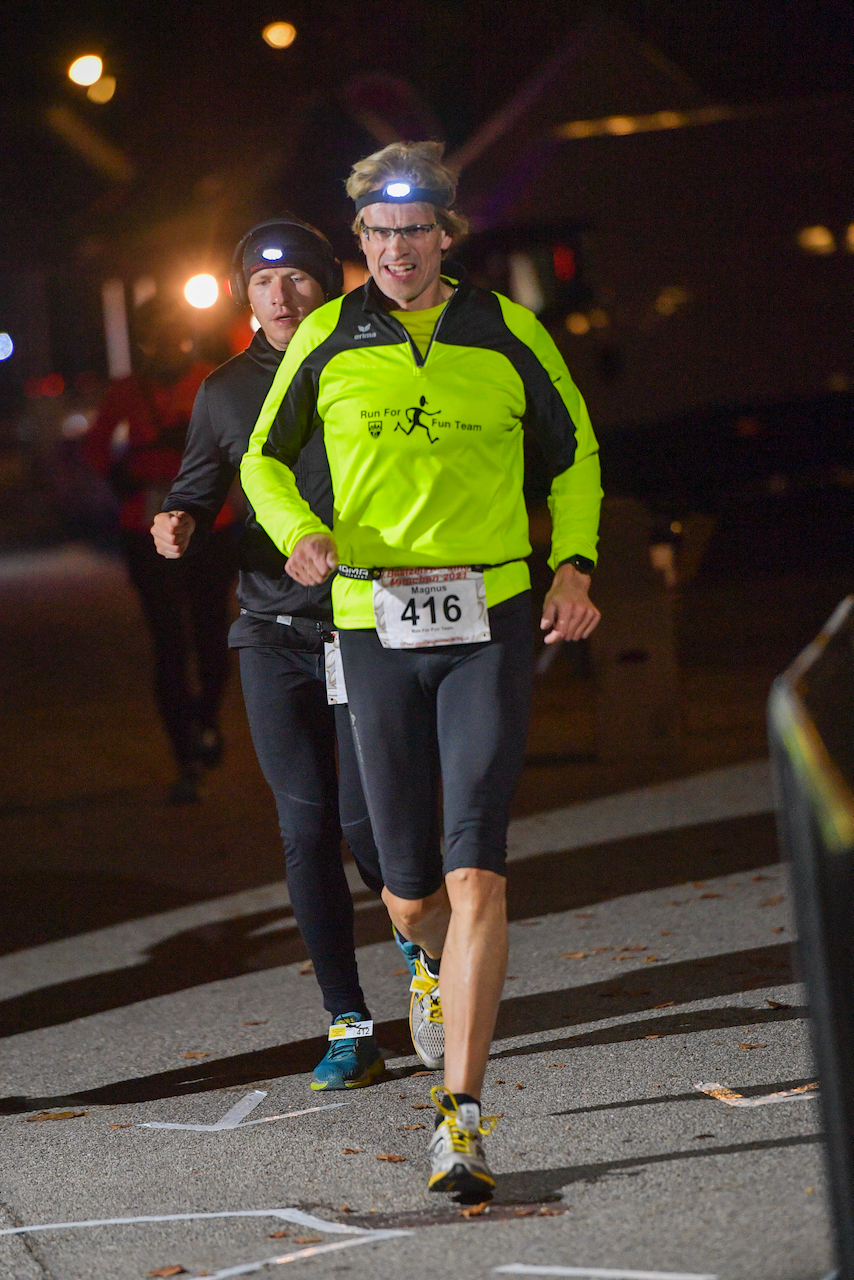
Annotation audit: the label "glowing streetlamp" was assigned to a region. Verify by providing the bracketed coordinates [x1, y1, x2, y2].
[262, 21, 297, 48]
[69, 55, 103, 86]
[184, 274, 219, 309]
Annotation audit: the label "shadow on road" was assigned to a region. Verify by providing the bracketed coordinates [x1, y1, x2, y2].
[0, 812, 780, 1037]
[0, 942, 793, 1114]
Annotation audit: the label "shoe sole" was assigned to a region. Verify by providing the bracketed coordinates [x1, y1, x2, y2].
[408, 991, 444, 1071]
[309, 1056, 385, 1091]
[428, 1163, 496, 1195]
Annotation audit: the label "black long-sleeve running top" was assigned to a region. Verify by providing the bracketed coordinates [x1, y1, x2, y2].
[162, 329, 335, 631]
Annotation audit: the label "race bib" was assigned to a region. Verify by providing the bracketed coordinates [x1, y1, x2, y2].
[324, 632, 348, 704]
[373, 568, 491, 649]
[328, 1019, 373, 1041]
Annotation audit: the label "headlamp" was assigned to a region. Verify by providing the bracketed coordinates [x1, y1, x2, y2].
[261, 246, 284, 260]
[353, 180, 449, 215]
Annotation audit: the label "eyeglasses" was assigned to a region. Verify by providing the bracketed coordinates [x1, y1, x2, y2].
[360, 223, 439, 243]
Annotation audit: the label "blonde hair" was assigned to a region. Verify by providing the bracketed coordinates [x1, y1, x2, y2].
[346, 141, 469, 245]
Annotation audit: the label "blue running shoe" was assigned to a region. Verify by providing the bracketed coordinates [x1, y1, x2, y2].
[393, 925, 421, 976]
[311, 1013, 384, 1091]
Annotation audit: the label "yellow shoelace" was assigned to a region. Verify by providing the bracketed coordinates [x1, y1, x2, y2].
[430, 1084, 500, 1137]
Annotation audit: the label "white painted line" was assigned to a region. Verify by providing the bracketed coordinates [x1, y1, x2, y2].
[495, 1268, 717, 1280]
[506, 759, 772, 862]
[0, 760, 772, 998]
[0, 1207, 372, 1238]
[695, 1081, 819, 1109]
[185, 1230, 411, 1279]
[138, 1096, 348, 1131]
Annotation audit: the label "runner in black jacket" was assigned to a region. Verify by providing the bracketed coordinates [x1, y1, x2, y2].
[151, 217, 385, 1091]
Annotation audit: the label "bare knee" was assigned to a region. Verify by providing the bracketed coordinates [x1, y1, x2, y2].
[382, 886, 446, 935]
[445, 867, 506, 917]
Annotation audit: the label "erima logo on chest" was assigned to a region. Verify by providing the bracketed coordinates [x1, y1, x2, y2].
[354, 322, 377, 340]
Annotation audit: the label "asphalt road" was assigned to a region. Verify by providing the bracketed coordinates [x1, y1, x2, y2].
[0, 545, 842, 1280]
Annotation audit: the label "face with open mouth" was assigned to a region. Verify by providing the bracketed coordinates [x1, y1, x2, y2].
[247, 267, 326, 350]
[359, 201, 453, 310]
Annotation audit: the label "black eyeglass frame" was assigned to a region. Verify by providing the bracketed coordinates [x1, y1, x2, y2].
[359, 222, 440, 242]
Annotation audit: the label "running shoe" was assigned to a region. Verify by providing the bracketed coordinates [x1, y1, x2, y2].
[394, 927, 445, 1070]
[310, 1013, 384, 1090]
[427, 1086, 499, 1195]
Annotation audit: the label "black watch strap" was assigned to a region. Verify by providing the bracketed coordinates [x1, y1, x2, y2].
[558, 554, 595, 575]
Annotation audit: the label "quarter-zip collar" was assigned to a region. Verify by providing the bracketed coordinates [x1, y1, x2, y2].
[245, 327, 286, 374]
[361, 264, 469, 368]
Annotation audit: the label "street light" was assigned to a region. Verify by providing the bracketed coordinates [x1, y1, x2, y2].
[262, 21, 297, 48]
[68, 55, 103, 86]
[184, 274, 219, 308]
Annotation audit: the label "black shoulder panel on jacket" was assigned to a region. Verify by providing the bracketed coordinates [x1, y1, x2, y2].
[437, 285, 580, 476]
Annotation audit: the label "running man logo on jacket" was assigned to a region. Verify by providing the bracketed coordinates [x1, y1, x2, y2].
[398, 396, 440, 444]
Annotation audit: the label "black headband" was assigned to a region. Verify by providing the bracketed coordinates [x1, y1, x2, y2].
[353, 181, 449, 216]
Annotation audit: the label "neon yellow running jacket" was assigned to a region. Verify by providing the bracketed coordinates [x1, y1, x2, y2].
[241, 272, 602, 629]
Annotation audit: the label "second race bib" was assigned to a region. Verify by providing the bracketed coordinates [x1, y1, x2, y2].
[373, 568, 491, 649]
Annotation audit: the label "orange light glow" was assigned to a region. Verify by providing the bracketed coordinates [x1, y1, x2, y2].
[184, 275, 219, 308]
[263, 21, 297, 48]
[69, 55, 103, 86]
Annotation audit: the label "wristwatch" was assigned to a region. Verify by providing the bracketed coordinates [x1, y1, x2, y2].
[558, 555, 595, 576]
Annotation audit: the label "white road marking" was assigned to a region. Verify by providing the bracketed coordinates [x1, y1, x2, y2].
[0, 760, 773, 998]
[0, 1207, 372, 1238]
[138, 1094, 348, 1131]
[506, 759, 772, 862]
[695, 1081, 819, 1108]
[495, 1267, 717, 1279]
[184, 1230, 410, 1279]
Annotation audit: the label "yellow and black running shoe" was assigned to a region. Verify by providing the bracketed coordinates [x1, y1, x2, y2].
[427, 1085, 499, 1195]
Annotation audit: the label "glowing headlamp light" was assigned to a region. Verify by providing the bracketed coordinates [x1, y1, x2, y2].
[261, 246, 284, 260]
[353, 180, 449, 215]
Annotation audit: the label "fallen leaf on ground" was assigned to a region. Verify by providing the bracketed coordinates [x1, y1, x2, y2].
[515, 1083, 526, 1090]
[546, 1063, 566, 1068]
[660, 931, 675, 937]
[644, 956, 660, 963]
[772, 927, 785, 933]
[243, 1020, 267, 1026]
[652, 1001, 675, 1009]
[108, 1123, 132, 1129]
[693, 1134, 715, 1140]
[377, 1153, 406, 1162]
[738, 1043, 767, 1050]
[460, 1201, 490, 1217]
[692, 881, 706, 888]
[399, 1124, 425, 1130]
[759, 896, 785, 907]
[644, 1034, 662, 1040]
[266, 1231, 289, 1238]
[412, 1070, 432, 1077]
[299, 961, 314, 974]
[591, 947, 612, 953]
[411, 1104, 431, 1109]
[493, 1080, 505, 1085]
[26, 1111, 86, 1122]
[752, 874, 774, 881]
[766, 999, 791, 1009]
[340, 1205, 352, 1212]
[148, 1268, 186, 1277]
[619, 946, 647, 952]
[699, 893, 722, 899]
[294, 1236, 321, 1244]
[539, 1206, 564, 1215]
[805, 1186, 815, 1194]
[341, 1148, 363, 1154]
[514, 1208, 536, 1217]
[562, 951, 587, 959]
[392, 968, 409, 976]
[182, 1052, 208, 1060]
